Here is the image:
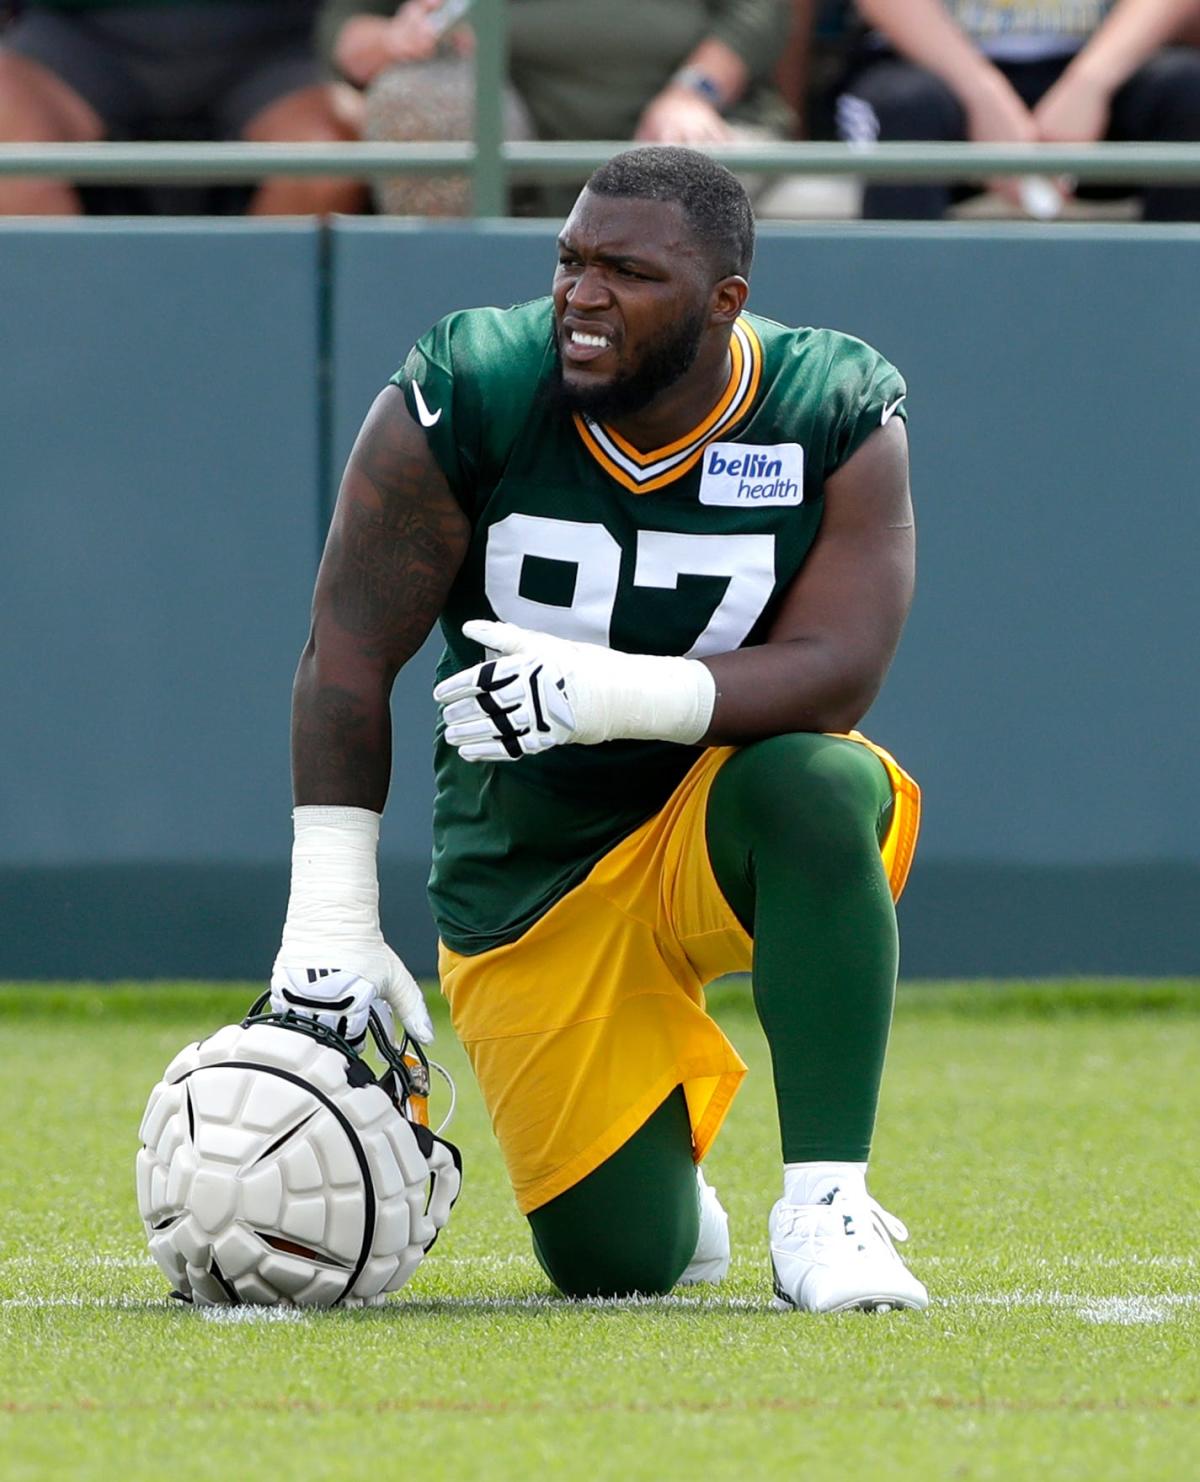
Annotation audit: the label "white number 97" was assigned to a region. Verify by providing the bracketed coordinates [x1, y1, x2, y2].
[484, 513, 775, 657]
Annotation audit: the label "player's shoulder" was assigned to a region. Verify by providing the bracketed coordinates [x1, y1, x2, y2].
[745, 311, 899, 381]
[747, 312, 905, 415]
[391, 297, 554, 500]
[411, 296, 554, 388]
[743, 313, 907, 473]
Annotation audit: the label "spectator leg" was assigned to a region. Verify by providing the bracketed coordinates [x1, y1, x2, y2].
[0, 51, 102, 214]
[1108, 48, 1200, 222]
[836, 58, 965, 218]
[243, 83, 367, 217]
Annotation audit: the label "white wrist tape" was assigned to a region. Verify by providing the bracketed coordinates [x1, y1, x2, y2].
[436, 620, 719, 763]
[279, 805, 384, 950]
[275, 806, 434, 1044]
[570, 650, 717, 746]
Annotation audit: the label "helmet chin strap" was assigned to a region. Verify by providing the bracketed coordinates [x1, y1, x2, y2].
[241, 993, 457, 1134]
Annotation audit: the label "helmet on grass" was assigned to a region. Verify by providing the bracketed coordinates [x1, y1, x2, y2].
[135, 997, 461, 1308]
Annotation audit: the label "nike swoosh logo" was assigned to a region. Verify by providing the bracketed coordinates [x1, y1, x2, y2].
[412, 380, 442, 428]
[880, 395, 905, 427]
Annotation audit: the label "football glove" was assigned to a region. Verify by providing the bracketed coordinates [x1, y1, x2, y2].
[272, 805, 434, 1045]
[433, 619, 717, 763]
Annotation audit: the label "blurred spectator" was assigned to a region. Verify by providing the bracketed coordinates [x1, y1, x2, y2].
[774, 0, 859, 140]
[317, 0, 794, 214]
[835, 0, 1200, 219]
[0, 0, 364, 215]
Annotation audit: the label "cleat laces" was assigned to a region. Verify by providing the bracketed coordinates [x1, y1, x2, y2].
[774, 1195, 909, 1251]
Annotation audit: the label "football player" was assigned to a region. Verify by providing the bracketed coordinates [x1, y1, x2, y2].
[273, 145, 928, 1311]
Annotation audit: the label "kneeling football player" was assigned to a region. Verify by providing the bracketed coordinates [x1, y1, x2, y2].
[272, 146, 928, 1313]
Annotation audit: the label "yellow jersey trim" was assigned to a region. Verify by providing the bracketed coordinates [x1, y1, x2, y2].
[572, 318, 763, 495]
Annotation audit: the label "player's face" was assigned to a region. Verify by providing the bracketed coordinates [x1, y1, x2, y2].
[551, 191, 714, 420]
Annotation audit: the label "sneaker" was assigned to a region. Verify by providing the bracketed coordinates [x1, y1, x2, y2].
[769, 1188, 929, 1313]
[677, 1167, 730, 1286]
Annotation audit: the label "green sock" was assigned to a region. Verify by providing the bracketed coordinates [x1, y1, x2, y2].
[528, 1086, 698, 1298]
[705, 733, 899, 1163]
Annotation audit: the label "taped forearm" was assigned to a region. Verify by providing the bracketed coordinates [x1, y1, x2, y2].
[569, 649, 717, 745]
[434, 621, 718, 763]
[280, 806, 384, 949]
[274, 805, 434, 1043]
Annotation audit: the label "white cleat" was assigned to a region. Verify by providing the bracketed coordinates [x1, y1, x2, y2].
[677, 1167, 730, 1286]
[768, 1188, 929, 1313]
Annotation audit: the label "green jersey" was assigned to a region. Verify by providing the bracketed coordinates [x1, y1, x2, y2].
[391, 298, 906, 955]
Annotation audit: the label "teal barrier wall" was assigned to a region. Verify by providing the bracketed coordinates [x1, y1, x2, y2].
[0, 222, 321, 977]
[2, 219, 1197, 979]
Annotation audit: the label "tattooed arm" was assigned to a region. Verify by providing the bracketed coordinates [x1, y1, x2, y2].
[292, 385, 470, 809]
[269, 388, 469, 1043]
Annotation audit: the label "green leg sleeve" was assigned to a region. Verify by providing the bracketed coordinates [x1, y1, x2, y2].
[528, 1087, 698, 1298]
[705, 733, 899, 1164]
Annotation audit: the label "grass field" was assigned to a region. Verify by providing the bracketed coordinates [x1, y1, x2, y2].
[1, 979, 1197, 1481]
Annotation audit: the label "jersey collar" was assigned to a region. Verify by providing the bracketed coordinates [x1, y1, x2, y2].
[572, 317, 763, 494]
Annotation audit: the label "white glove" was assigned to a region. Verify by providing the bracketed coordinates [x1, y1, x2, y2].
[271, 806, 434, 1045]
[270, 966, 383, 1048]
[433, 619, 717, 763]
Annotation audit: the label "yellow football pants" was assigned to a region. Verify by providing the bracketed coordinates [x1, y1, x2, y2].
[438, 735, 920, 1214]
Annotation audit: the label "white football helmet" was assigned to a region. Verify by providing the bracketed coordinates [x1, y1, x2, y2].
[135, 998, 462, 1308]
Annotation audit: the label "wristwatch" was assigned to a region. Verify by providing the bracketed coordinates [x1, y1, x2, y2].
[670, 65, 725, 111]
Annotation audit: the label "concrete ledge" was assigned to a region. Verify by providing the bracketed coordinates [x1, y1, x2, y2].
[898, 860, 1200, 977]
[2, 860, 1197, 981]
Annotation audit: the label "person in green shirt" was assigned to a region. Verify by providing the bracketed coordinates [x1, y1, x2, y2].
[317, 0, 794, 213]
[0, 0, 364, 215]
[271, 145, 929, 1313]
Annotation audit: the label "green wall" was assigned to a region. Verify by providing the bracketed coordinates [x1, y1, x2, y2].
[2, 219, 1197, 979]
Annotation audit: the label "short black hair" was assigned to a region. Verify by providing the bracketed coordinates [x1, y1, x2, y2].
[585, 146, 755, 281]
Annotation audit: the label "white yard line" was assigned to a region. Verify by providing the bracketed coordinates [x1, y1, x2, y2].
[196, 1305, 310, 1323]
[0, 1295, 167, 1310]
[919, 1254, 1197, 1271]
[2, 1290, 1198, 1320]
[2, 1255, 156, 1270]
[5, 1251, 1193, 1274]
[947, 1291, 1200, 1324]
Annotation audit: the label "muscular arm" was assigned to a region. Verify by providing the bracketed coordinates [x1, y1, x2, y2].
[702, 418, 914, 741]
[292, 385, 470, 809]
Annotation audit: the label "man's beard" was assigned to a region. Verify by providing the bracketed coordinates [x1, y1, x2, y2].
[550, 305, 708, 422]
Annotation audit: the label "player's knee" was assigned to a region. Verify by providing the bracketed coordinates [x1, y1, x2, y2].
[717, 733, 891, 860]
[531, 1219, 694, 1300]
[527, 1115, 699, 1300]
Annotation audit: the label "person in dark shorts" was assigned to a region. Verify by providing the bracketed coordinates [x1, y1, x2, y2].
[0, 1, 364, 214]
[836, 0, 1200, 220]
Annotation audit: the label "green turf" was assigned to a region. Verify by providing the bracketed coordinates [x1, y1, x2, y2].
[2, 980, 1197, 1481]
